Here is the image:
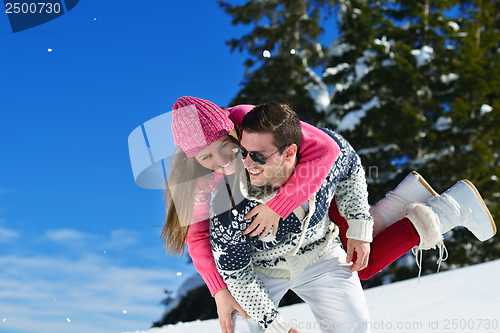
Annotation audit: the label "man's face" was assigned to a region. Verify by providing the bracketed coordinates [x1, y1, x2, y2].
[240, 131, 292, 189]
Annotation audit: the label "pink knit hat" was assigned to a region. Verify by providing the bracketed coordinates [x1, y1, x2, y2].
[171, 96, 234, 158]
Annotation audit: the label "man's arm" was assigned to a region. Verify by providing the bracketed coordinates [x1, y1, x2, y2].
[318, 129, 373, 242]
[319, 130, 373, 271]
[210, 202, 292, 333]
[334, 151, 374, 243]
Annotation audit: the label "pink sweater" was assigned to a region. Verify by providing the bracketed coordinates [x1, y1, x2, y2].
[185, 105, 340, 296]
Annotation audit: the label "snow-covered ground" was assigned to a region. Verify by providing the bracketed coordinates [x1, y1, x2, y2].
[125, 259, 500, 333]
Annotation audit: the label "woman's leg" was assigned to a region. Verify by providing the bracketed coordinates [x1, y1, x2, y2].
[329, 199, 420, 280]
[330, 177, 496, 280]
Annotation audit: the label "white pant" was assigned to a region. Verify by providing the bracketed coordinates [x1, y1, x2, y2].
[232, 242, 371, 333]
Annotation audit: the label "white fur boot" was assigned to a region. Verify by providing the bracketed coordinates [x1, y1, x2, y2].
[404, 203, 447, 278]
[370, 171, 438, 235]
[405, 203, 443, 250]
[425, 180, 497, 242]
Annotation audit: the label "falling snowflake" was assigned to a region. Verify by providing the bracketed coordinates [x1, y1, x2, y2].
[263, 50, 271, 58]
[48, 48, 53, 52]
[290, 49, 296, 54]
[123, 310, 127, 314]
[176, 272, 182, 276]
[67, 318, 71, 322]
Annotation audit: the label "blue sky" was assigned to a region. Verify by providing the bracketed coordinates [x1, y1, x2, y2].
[0, 2, 341, 333]
[0, 1, 254, 332]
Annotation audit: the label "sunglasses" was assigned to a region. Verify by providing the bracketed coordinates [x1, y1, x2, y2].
[239, 144, 290, 165]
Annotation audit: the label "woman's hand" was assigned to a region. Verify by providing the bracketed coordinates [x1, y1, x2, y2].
[214, 288, 250, 333]
[242, 204, 281, 238]
[289, 328, 302, 333]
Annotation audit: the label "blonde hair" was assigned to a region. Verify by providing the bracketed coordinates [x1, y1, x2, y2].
[161, 129, 239, 255]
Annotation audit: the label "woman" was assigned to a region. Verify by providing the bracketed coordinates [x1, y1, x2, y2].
[162, 96, 495, 333]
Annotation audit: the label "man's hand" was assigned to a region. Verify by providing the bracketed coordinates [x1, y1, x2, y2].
[214, 288, 250, 333]
[346, 239, 370, 273]
[242, 204, 281, 239]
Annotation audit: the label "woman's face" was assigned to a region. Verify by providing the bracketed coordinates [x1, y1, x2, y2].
[194, 135, 239, 175]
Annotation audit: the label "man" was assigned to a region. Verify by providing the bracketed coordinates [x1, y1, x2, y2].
[210, 101, 373, 333]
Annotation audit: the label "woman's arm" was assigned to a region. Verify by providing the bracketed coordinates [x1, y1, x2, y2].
[228, 105, 341, 220]
[184, 175, 229, 296]
[266, 121, 340, 218]
[185, 218, 227, 296]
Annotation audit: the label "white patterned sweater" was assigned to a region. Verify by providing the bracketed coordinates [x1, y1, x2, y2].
[209, 129, 373, 333]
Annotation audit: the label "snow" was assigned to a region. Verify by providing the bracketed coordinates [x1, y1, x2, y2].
[323, 63, 349, 77]
[333, 82, 351, 95]
[263, 50, 271, 58]
[373, 36, 394, 54]
[382, 58, 396, 67]
[305, 67, 330, 112]
[357, 144, 398, 156]
[411, 146, 455, 167]
[440, 73, 459, 84]
[411, 46, 434, 68]
[447, 21, 460, 31]
[337, 2, 348, 24]
[354, 50, 377, 82]
[480, 104, 493, 116]
[336, 97, 380, 132]
[124, 259, 500, 333]
[401, 21, 411, 30]
[328, 38, 352, 57]
[325, 49, 377, 103]
[432, 116, 452, 131]
[306, 81, 330, 113]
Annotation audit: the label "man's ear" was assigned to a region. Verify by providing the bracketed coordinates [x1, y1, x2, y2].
[284, 143, 298, 161]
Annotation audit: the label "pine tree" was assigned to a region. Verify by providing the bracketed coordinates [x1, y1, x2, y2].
[217, 0, 500, 291]
[319, 0, 500, 286]
[417, 0, 500, 269]
[321, 0, 460, 195]
[218, 0, 335, 123]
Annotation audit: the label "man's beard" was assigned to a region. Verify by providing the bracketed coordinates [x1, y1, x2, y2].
[245, 171, 279, 200]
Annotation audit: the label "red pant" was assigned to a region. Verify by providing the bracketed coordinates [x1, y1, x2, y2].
[328, 198, 420, 280]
